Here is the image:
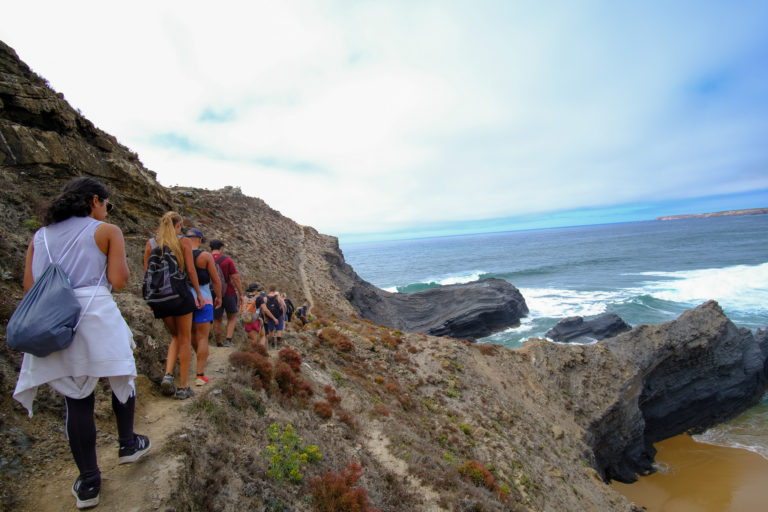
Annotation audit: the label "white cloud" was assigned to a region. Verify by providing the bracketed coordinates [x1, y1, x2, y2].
[2, 0, 767, 238]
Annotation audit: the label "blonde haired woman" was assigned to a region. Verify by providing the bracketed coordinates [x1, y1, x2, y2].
[143, 212, 202, 400]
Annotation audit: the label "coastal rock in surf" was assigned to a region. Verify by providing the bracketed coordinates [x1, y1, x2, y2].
[540, 300, 768, 483]
[326, 249, 528, 338]
[545, 313, 631, 343]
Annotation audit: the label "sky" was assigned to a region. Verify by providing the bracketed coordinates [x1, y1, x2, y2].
[2, 1, 768, 243]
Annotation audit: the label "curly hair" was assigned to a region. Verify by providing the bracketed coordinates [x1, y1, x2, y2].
[155, 211, 186, 272]
[44, 177, 110, 225]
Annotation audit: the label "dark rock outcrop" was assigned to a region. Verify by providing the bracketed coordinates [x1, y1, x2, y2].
[327, 248, 528, 338]
[546, 313, 631, 343]
[547, 301, 768, 483]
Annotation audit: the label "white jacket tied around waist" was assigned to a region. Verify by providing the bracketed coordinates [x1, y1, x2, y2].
[13, 286, 137, 417]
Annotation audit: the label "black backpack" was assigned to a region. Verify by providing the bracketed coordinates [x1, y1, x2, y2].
[266, 294, 282, 318]
[142, 245, 191, 309]
[284, 298, 295, 319]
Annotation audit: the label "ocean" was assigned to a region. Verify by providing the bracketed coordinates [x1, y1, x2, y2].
[340, 215, 768, 461]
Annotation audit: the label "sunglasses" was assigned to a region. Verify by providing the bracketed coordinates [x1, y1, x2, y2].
[105, 201, 114, 213]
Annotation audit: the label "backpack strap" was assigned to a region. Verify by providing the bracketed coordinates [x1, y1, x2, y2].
[42, 223, 93, 265]
[73, 266, 106, 332]
[41, 223, 107, 333]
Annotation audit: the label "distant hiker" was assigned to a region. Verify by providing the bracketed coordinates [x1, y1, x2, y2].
[143, 212, 203, 401]
[185, 229, 222, 386]
[296, 302, 310, 326]
[282, 293, 295, 330]
[13, 177, 150, 510]
[256, 285, 268, 347]
[210, 239, 244, 347]
[264, 285, 286, 348]
[242, 282, 266, 349]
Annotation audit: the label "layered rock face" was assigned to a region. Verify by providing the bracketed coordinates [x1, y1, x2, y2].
[526, 301, 768, 483]
[545, 313, 631, 343]
[326, 248, 528, 338]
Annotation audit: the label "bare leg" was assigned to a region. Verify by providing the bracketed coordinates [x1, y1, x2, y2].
[225, 312, 238, 339]
[212, 316, 224, 345]
[163, 316, 180, 377]
[191, 321, 211, 376]
[175, 313, 193, 388]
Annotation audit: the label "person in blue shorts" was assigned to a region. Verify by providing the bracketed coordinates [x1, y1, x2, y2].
[185, 229, 222, 385]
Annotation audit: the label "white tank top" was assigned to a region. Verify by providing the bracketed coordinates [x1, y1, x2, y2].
[32, 216, 107, 288]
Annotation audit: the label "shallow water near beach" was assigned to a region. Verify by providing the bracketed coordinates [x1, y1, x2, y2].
[341, 215, 768, 507]
[612, 434, 768, 512]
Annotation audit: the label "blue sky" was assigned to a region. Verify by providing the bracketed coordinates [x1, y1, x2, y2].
[2, 1, 767, 242]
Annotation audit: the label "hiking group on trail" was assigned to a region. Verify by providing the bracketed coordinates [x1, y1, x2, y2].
[9, 177, 311, 510]
[143, 212, 309, 401]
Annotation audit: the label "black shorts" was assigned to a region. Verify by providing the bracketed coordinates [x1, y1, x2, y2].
[150, 293, 196, 319]
[214, 295, 239, 318]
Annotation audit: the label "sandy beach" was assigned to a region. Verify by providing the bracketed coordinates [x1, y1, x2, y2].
[612, 434, 768, 512]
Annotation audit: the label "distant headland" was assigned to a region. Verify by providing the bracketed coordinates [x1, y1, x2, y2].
[655, 207, 768, 221]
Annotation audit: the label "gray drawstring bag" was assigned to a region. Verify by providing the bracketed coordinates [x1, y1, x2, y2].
[6, 226, 102, 357]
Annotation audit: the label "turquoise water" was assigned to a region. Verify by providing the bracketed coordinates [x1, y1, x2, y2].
[341, 215, 768, 458]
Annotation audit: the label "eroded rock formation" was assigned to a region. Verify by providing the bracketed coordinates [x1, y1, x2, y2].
[527, 301, 768, 483]
[326, 247, 528, 338]
[545, 313, 631, 343]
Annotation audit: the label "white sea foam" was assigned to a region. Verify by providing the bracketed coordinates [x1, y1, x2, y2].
[636, 262, 768, 313]
[437, 271, 486, 286]
[380, 270, 485, 294]
[692, 394, 768, 461]
[520, 287, 616, 319]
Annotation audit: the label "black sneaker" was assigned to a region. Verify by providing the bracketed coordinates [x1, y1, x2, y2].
[160, 374, 175, 396]
[118, 433, 151, 464]
[175, 387, 195, 400]
[72, 476, 100, 509]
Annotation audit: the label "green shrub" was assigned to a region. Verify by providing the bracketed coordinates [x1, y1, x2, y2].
[264, 423, 322, 483]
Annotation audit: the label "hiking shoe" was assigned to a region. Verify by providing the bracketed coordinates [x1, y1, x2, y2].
[224, 339, 234, 347]
[216, 342, 223, 347]
[118, 433, 151, 464]
[195, 375, 210, 386]
[175, 387, 195, 400]
[160, 374, 175, 396]
[72, 476, 100, 509]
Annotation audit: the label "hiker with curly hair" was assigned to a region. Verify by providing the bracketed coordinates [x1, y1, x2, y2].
[13, 177, 150, 509]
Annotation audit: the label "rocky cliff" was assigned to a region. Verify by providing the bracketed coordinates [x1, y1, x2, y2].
[2, 40, 767, 512]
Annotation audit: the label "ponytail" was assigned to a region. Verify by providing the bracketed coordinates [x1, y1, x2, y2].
[155, 211, 185, 272]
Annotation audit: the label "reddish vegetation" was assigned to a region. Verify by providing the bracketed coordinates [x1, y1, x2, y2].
[371, 404, 389, 417]
[476, 343, 499, 356]
[324, 385, 342, 408]
[228, 350, 273, 391]
[278, 347, 302, 372]
[314, 401, 333, 419]
[320, 328, 355, 352]
[310, 462, 380, 512]
[274, 361, 311, 399]
[458, 459, 507, 500]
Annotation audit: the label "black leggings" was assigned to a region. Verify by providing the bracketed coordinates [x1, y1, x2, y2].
[65, 391, 135, 484]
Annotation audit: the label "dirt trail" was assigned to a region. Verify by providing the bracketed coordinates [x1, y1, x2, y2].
[296, 227, 314, 307]
[19, 345, 234, 512]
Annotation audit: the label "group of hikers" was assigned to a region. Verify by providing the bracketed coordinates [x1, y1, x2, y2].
[10, 177, 310, 509]
[143, 211, 311, 401]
